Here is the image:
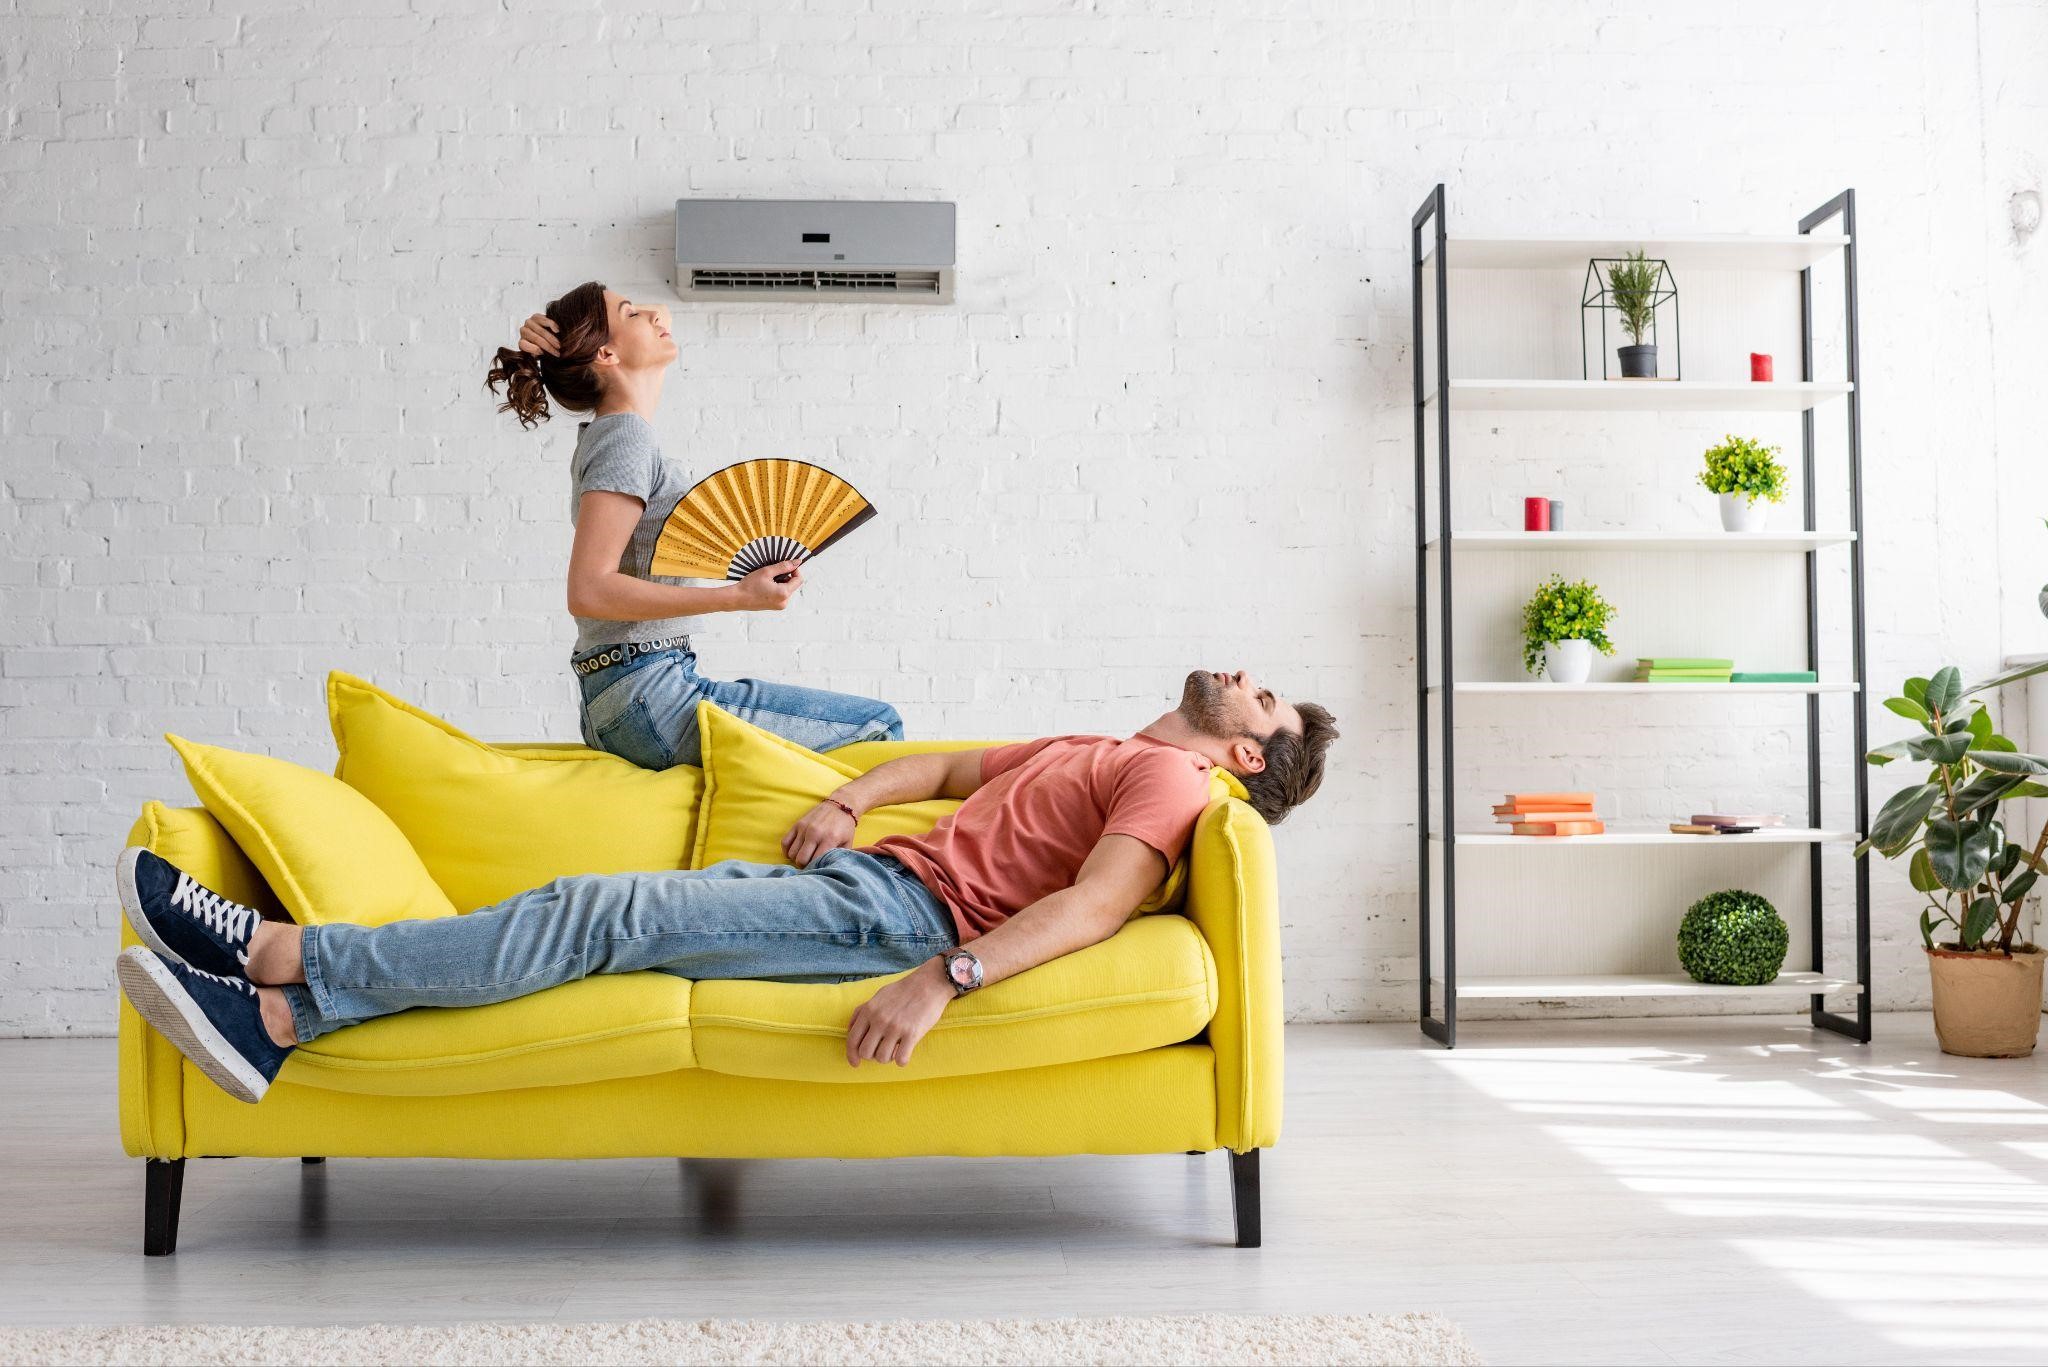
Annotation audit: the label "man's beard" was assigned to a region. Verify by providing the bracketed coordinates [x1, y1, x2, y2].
[1178, 670, 1239, 740]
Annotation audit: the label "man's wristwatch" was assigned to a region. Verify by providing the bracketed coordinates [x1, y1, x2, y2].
[942, 949, 984, 996]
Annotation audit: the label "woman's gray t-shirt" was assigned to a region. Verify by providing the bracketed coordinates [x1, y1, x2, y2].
[567, 412, 710, 655]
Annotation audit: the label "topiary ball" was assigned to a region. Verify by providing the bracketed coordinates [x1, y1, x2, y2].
[1677, 889, 1789, 986]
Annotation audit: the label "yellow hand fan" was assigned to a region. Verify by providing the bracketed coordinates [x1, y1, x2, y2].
[648, 459, 877, 582]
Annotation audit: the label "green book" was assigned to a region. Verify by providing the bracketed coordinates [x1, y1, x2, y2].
[1730, 670, 1819, 683]
[1637, 657, 1734, 669]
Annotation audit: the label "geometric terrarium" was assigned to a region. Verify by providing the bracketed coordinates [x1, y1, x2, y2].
[1581, 251, 1679, 380]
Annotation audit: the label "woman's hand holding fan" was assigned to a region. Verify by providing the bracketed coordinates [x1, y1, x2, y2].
[731, 559, 805, 612]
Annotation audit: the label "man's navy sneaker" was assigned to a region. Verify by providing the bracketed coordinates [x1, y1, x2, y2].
[116, 946, 292, 1104]
[117, 847, 263, 981]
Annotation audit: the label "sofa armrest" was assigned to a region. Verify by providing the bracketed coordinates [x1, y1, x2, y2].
[118, 802, 283, 1159]
[1183, 797, 1283, 1152]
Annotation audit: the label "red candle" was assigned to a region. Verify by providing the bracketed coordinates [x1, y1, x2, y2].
[1524, 497, 1551, 531]
[1751, 352, 1774, 382]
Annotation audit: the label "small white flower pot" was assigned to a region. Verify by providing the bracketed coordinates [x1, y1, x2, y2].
[1544, 638, 1594, 684]
[1719, 492, 1770, 533]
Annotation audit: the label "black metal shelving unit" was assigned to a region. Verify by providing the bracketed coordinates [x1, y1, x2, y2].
[1410, 185, 1873, 1049]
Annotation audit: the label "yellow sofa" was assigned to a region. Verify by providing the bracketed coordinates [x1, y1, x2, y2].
[117, 739, 1285, 1254]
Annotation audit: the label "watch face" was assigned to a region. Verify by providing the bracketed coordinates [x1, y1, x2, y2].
[949, 956, 975, 987]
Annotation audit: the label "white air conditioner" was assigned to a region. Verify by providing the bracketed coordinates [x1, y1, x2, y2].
[673, 199, 956, 303]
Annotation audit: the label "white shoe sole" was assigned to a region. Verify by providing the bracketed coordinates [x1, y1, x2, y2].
[115, 847, 180, 965]
[115, 947, 271, 1104]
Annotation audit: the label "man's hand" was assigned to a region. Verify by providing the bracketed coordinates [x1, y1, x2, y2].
[731, 560, 803, 611]
[783, 799, 856, 867]
[846, 960, 952, 1068]
[518, 313, 560, 357]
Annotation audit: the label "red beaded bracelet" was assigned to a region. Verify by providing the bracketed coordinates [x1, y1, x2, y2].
[823, 796, 856, 821]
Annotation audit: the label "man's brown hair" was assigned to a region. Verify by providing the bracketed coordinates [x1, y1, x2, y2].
[1239, 702, 1338, 825]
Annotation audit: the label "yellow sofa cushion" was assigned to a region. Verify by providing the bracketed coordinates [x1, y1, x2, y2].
[690, 913, 1217, 1084]
[166, 734, 457, 929]
[690, 702, 960, 869]
[328, 672, 705, 912]
[284, 972, 695, 1097]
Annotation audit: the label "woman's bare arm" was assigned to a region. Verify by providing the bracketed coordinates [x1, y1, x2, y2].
[567, 490, 800, 620]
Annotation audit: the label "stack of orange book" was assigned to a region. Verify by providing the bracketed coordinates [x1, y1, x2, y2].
[1493, 792, 1604, 836]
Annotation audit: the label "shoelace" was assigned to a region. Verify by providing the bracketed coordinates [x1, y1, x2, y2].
[170, 872, 259, 945]
[175, 958, 258, 999]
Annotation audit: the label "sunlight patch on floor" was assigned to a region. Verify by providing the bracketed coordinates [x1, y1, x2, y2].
[1433, 1034, 2048, 1357]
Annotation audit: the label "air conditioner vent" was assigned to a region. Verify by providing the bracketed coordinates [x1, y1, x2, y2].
[688, 268, 945, 297]
[674, 200, 956, 305]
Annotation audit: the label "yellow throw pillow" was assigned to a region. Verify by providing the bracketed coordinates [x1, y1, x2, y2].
[689, 703, 1213, 913]
[691, 701, 959, 869]
[165, 734, 457, 928]
[327, 672, 706, 912]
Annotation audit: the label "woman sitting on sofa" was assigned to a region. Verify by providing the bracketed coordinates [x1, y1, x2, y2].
[483, 281, 903, 770]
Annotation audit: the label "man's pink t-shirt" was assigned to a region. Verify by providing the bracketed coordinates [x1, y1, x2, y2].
[865, 734, 1216, 943]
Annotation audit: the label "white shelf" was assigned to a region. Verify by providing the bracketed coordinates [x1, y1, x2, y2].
[1435, 972, 1862, 999]
[1426, 531, 1855, 552]
[1424, 233, 1850, 272]
[1424, 379, 1852, 412]
[1430, 681, 1856, 695]
[1434, 827, 1859, 846]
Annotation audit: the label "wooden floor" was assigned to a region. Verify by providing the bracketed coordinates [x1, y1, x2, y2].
[3, 1017, 2045, 1365]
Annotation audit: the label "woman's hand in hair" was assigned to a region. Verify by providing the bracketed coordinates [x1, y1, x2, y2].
[518, 313, 561, 357]
[731, 560, 804, 612]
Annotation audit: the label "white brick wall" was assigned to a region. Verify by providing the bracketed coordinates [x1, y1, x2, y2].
[3, 0, 2044, 1034]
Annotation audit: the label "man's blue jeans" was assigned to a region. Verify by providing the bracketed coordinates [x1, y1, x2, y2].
[279, 850, 958, 1045]
[575, 644, 903, 770]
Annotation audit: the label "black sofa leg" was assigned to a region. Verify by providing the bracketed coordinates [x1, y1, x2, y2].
[144, 1158, 185, 1256]
[301, 1156, 325, 1165]
[1230, 1149, 1262, 1248]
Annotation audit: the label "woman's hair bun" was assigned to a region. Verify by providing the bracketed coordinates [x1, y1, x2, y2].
[484, 284, 611, 430]
[485, 345, 550, 429]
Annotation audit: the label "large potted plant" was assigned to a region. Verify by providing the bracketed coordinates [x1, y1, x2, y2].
[1521, 575, 1616, 684]
[1698, 434, 1788, 532]
[1859, 659, 2048, 1056]
[1608, 250, 1661, 378]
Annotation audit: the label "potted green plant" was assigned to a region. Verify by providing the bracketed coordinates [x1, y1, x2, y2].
[1608, 250, 1661, 378]
[1698, 434, 1789, 532]
[1521, 574, 1616, 684]
[1859, 657, 2048, 1056]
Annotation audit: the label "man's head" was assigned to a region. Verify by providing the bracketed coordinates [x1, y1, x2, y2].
[1174, 669, 1338, 825]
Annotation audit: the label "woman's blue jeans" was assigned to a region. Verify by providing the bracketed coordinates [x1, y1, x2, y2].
[575, 644, 903, 769]
[281, 849, 957, 1044]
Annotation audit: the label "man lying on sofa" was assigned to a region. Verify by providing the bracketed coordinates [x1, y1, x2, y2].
[115, 669, 1339, 1104]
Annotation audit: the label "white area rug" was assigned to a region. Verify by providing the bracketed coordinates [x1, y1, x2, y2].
[0, 1313, 1482, 1366]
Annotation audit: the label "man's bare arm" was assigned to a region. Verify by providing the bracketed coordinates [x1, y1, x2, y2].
[844, 833, 1166, 1067]
[948, 834, 1162, 986]
[781, 748, 988, 865]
